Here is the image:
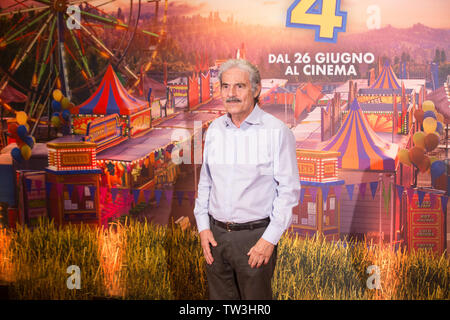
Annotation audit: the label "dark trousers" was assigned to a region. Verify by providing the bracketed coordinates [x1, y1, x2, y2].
[206, 219, 278, 300]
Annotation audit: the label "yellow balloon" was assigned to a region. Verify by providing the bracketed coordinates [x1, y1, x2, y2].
[429, 156, 438, 164]
[423, 117, 437, 134]
[21, 144, 32, 160]
[16, 111, 28, 125]
[436, 113, 444, 123]
[24, 123, 30, 133]
[53, 89, 63, 102]
[413, 131, 426, 148]
[398, 149, 411, 166]
[61, 97, 70, 109]
[422, 100, 435, 112]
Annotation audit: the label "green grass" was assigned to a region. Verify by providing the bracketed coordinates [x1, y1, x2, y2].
[0, 219, 448, 300]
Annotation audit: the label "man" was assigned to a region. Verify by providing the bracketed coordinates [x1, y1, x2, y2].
[194, 59, 300, 300]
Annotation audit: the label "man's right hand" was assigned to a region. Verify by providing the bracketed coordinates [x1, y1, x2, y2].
[199, 229, 217, 265]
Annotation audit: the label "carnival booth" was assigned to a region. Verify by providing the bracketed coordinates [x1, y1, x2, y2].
[292, 149, 344, 241]
[355, 61, 414, 134]
[321, 99, 400, 242]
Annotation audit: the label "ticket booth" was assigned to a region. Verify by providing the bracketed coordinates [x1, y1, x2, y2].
[407, 188, 446, 255]
[291, 149, 344, 240]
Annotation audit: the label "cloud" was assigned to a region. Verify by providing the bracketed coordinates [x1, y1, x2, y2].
[167, 1, 210, 17]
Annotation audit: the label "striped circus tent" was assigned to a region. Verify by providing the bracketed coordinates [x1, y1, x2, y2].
[72, 64, 148, 115]
[370, 61, 400, 90]
[321, 99, 398, 171]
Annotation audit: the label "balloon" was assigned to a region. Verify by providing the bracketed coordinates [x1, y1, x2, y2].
[52, 89, 63, 102]
[409, 147, 425, 167]
[424, 133, 440, 152]
[423, 117, 437, 134]
[11, 147, 23, 163]
[430, 161, 446, 181]
[52, 100, 61, 112]
[436, 113, 444, 123]
[418, 156, 430, 173]
[398, 149, 411, 166]
[436, 122, 443, 135]
[429, 156, 438, 164]
[8, 122, 18, 135]
[68, 102, 75, 109]
[51, 116, 61, 127]
[16, 139, 25, 147]
[61, 97, 70, 109]
[62, 109, 71, 121]
[413, 131, 426, 148]
[414, 109, 424, 124]
[16, 111, 28, 125]
[422, 100, 435, 112]
[17, 125, 28, 139]
[423, 110, 436, 119]
[24, 136, 35, 149]
[20, 145, 32, 160]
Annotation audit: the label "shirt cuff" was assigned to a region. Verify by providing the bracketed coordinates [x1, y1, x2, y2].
[195, 214, 211, 233]
[261, 222, 285, 245]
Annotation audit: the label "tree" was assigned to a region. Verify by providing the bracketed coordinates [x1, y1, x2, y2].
[434, 48, 441, 63]
[440, 50, 446, 64]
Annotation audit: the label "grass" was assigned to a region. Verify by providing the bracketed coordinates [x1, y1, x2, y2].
[0, 219, 448, 300]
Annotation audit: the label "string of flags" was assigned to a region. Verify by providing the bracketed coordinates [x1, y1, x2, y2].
[25, 178, 449, 213]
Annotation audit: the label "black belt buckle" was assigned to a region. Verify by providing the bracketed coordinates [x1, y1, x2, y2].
[226, 222, 234, 232]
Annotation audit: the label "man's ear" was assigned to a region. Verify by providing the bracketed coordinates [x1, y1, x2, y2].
[254, 84, 262, 99]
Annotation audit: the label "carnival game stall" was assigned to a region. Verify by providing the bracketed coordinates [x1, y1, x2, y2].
[321, 99, 400, 243]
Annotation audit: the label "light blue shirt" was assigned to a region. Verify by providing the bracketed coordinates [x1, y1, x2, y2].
[193, 104, 301, 245]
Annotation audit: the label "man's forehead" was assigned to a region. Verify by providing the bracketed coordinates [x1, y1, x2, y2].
[221, 67, 251, 83]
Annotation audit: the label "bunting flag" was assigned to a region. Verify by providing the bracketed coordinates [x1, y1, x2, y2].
[67, 184, 74, 199]
[164, 189, 174, 206]
[429, 193, 437, 208]
[176, 191, 184, 206]
[56, 183, 64, 197]
[359, 183, 366, 199]
[88, 186, 97, 199]
[346, 184, 355, 201]
[334, 185, 342, 201]
[187, 191, 196, 206]
[382, 181, 391, 214]
[396, 185, 404, 201]
[45, 181, 52, 195]
[200, 71, 211, 102]
[441, 196, 448, 213]
[406, 188, 415, 203]
[111, 188, 119, 202]
[321, 185, 330, 204]
[309, 187, 317, 203]
[300, 188, 306, 204]
[25, 178, 32, 192]
[133, 189, 141, 204]
[154, 190, 163, 206]
[143, 190, 152, 203]
[369, 181, 378, 200]
[417, 190, 426, 207]
[76, 185, 84, 202]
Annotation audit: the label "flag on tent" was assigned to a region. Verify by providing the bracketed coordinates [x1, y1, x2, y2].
[370, 181, 378, 200]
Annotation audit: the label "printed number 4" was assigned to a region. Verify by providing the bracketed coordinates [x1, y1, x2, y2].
[286, 0, 347, 43]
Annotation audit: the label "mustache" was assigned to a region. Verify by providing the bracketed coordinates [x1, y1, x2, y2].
[226, 97, 242, 103]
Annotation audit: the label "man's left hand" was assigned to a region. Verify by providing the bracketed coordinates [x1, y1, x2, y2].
[247, 238, 275, 268]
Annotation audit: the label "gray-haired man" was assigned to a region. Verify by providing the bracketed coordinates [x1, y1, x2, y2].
[194, 59, 300, 300]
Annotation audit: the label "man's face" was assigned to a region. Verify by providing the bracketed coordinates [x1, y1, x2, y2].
[220, 67, 260, 118]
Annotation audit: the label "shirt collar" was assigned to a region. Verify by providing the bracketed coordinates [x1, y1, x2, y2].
[223, 104, 263, 128]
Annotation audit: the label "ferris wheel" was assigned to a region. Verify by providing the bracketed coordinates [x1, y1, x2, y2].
[0, 0, 168, 130]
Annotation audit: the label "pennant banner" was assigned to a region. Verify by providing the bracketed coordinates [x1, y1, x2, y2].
[346, 184, 354, 201]
[45, 181, 52, 195]
[334, 185, 342, 201]
[176, 191, 184, 206]
[67, 184, 74, 199]
[35, 180, 42, 192]
[321, 186, 329, 204]
[56, 183, 64, 197]
[406, 188, 415, 203]
[300, 188, 306, 204]
[309, 187, 317, 203]
[359, 183, 366, 199]
[396, 185, 404, 201]
[154, 190, 163, 206]
[133, 189, 141, 204]
[76, 185, 84, 202]
[187, 191, 196, 206]
[369, 181, 378, 200]
[165, 189, 174, 206]
[143, 190, 152, 203]
[417, 190, 426, 207]
[25, 178, 32, 192]
[111, 188, 119, 202]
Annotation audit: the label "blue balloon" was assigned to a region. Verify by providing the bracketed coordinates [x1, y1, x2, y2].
[52, 100, 61, 112]
[430, 161, 446, 181]
[24, 136, 34, 149]
[11, 147, 23, 163]
[62, 109, 71, 121]
[17, 125, 28, 139]
[52, 112, 60, 118]
[423, 110, 436, 119]
[436, 122, 443, 135]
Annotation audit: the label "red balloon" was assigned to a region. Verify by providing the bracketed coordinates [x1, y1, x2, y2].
[8, 122, 18, 135]
[424, 133, 439, 152]
[418, 156, 431, 173]
[408, 147, 425, 167]
[414, 109, 424, 124]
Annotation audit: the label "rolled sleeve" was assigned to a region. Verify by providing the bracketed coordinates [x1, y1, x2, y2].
[262, 126, 300, 245]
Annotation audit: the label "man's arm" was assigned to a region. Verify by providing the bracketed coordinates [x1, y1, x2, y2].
[262, 125, 301, 245]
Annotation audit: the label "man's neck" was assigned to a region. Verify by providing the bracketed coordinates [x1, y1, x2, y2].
[230, 105, 255, 128]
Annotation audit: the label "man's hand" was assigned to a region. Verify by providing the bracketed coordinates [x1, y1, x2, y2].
[199, 229, 217, 265]
[247, 238, 275, 268]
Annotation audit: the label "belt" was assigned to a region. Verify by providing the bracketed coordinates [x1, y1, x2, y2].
[210, 215, 270, 232]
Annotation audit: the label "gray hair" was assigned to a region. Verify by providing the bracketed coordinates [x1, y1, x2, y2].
[218, 59, 261, 103]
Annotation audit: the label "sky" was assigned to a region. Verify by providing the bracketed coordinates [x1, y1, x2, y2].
[2, 0, 450, 33]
